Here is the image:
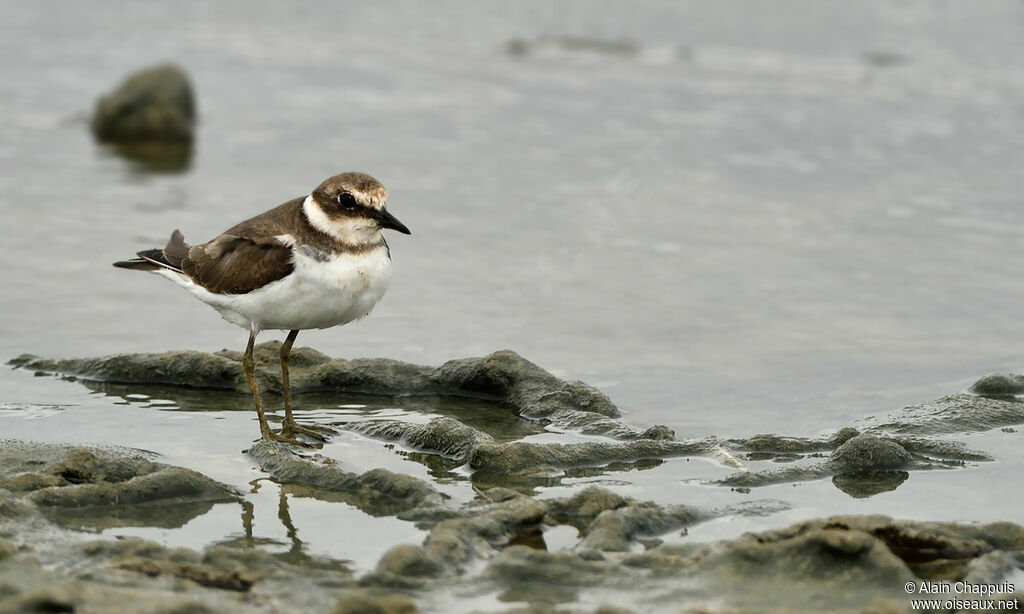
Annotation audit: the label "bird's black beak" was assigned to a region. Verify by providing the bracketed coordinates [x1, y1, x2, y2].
[376, 208, 411, 235]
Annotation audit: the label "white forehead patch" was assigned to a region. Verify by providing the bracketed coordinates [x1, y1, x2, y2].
[352, 188, 387, 210]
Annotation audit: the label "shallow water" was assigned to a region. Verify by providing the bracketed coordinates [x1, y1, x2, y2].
[3, 0, 1024, 608]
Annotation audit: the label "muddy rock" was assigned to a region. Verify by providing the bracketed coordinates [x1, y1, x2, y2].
[376, 486, 790, 586]
[545, 486, 630, 524]
[421, 497, 547, 574]
[731, 432, 839, 455]
[801, 516, 1024, 581]
[347, 417, 496, 461]
[366, 495, 554, 589]
[728, 428, 860, 463]
[884, 436, 993, 463]
[697, 522, 916, 612]
[622, 515, 1024, 612]
[829, 434, 913, 472]
[582, 498, 790, 553]
[10, 347, 660, 439]
[9, 350, 243, 390]
[0, 442, 237, 531]
[10, 347, 703, 482]
[247, 440, 445, 515]
[91, 63, 196, 143]
[0, 547, 262, 614]
[434, 351, 619, 418]
[374, 544, 447, 580]
[101, 539, 272, 593]
[485, 546, 624, 604]
[28, 467, 234, 509]
[0, 487, 43, 533]
[578, 502, 704, 552]
[715, 428, 993, 491]
[714, 463, 836, 488]
[970, 373, 1024, 397]
[330, 590, 419, 614]
[869, 393, 1024, 435]
[2, 435, 1023, 613]
[467, 439, 723, 475]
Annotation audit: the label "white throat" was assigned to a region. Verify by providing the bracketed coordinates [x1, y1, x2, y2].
[302, 195, 383, 245]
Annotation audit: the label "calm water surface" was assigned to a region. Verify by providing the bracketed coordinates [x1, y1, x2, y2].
[2, 0, 1024, 595]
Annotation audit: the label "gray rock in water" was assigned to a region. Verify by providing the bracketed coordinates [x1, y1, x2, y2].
[0, 442, 238, 531]
[347, 417, 496, 462]
[91, 63, 196, 143]
[8, 346, 667, 442]
[868, 393, 1024, 435]
[246, 440, 445, 515]
[829, 434, 912, 472]
[970, 373, 1024, 397]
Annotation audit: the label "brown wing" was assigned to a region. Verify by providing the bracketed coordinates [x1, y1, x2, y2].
[182, 234, 293, 295]
[180, 197, 308, 294]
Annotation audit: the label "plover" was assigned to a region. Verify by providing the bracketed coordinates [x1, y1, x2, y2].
[114, 172, 410, 444]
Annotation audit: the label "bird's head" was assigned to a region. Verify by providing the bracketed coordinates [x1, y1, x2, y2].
[307, 172, 410, 244]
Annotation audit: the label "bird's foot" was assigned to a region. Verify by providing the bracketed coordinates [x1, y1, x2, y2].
[280, 420, 334, 443]
[259, 429, 311, 447]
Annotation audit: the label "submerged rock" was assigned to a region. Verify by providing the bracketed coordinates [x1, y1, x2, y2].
[91, 63, 196, 143]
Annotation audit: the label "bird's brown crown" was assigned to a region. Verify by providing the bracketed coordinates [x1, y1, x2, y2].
[312, 172, 388, 214]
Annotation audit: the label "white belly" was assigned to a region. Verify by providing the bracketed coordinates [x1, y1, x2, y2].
[158, 245, 393, 332]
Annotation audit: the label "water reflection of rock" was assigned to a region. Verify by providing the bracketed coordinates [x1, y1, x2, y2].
[832, 470, 909, 498]
[221, 484, 353, 573]
[100, 140, 193, 173]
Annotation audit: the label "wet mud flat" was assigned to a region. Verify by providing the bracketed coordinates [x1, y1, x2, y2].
[2, 346, 1024, 613]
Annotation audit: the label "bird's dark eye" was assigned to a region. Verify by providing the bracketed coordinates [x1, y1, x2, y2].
[336, 192, 359, 210]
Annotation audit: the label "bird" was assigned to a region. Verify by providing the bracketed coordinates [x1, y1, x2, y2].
[114, 172, 410, 444]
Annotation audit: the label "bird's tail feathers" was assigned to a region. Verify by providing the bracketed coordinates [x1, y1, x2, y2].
[113, 229, 190, 273]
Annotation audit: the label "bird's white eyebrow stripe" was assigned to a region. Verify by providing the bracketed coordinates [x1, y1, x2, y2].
[303, 195, 339, 239]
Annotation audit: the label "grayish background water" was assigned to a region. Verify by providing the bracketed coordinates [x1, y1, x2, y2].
[2, 0, 1023, 591]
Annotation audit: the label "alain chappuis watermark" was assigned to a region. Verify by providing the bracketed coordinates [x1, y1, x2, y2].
[906, 581, 1019, 611]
